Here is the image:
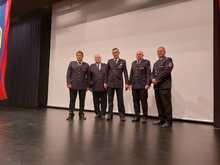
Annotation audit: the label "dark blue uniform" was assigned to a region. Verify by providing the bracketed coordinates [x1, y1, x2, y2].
[106, 58, 129, 118]
[66, 61, 89, 117]
[152, 57, 173, 125]
[89, 63, 107, 117]
[129, 59, 151, 119]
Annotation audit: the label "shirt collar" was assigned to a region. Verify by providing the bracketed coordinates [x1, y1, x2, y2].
[137, 59, 143, 63]
[159, 56, 166, 60]
[77, 61, 83, 64]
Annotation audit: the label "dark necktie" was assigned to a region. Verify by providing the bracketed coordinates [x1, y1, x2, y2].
[96, 63, 100, 70]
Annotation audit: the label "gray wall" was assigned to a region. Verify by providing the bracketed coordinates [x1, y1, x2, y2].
[53, 0, 190, 28]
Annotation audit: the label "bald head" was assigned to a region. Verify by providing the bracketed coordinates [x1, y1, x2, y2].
[136, 50, 144, 61]
[94, 54, 102, 64]
[157, 47, 166, 58]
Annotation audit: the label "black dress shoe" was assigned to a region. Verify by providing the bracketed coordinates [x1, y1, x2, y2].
[141, 117, 148, 123]
[95, 114, 101, 119]
[120, 116, 126, 122]
[106, 115, 113, 121]
[100, 115, 106, 120]
[66, 113, 74, 121]
[79, 113, 86, 120]
[161, 122, 171, 128]
[153, 120, 162, 125]
[132, 117, 140, 122]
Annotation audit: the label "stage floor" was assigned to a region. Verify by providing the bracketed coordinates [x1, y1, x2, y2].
[0, 108, 219, 165]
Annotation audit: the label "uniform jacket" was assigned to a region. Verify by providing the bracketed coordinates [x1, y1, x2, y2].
[107, 58, 129, 88]
[129, 59, 151, 89]
[152, 57, 173, 89]
[89, 63, 107, 92]
[66, 61, 90, 90]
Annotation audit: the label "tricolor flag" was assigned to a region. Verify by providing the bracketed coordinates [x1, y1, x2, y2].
[0, 0, 12, 100]
[219, 0, 220, 10]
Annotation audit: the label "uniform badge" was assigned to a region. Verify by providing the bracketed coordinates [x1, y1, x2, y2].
[168, 63, 173, 67]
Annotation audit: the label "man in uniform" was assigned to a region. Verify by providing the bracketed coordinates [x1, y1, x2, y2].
[129, 50, 151, 123]
[106, 48, 129, 121]
[66, 50, 89, 120]
[152, 47, 174, 128]
[89, 54, 108, 119]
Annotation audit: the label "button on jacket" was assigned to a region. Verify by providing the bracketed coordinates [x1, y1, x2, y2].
[66, 61, 90, 90]
[89, 63, 107, 91]
[107, 58, 129, 88]
[129, 59, 151, 89]
[152, 57, 173, 89]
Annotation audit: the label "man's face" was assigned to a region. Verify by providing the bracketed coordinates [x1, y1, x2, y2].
[76, 52, 83, 61]
[157, 47, 166, 58]
[95, 54, 101, 63]
[136, 51, 144, 61]
[112, 49, 120, 59]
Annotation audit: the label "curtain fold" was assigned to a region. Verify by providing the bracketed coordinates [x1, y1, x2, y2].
[5, 17, 41, 107]
[214, 0, 220, 128]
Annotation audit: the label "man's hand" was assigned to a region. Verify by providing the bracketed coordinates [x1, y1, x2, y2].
[152, 79, 159, 85]
[67, 84, 72, 88]
[104, 83, 108, 89]
[145, 85, 150, 90]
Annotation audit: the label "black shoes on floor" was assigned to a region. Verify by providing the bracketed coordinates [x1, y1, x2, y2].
[132, 117, 148, 123]
[66, 113, 172, 127]
[66, 113, 74, 121]
[153, 120, 162, 125]
[79, 113, 86, 120]
[160, 122, 172, 128]
[120, 116, 126, 122]
[153, 120, 172, 128]
[106, 115, 113, 121]
[132, 117, 140, 122]
[66, 113, 86, 121]
[106, 115, 126, 122]
[95, 114, 106, 120]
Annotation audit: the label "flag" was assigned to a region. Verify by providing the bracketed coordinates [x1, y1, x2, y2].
[219, 0, 220, 10]
[0, 0, 12, 100]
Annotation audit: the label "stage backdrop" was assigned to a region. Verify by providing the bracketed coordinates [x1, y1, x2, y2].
[48, 0, 213, 122]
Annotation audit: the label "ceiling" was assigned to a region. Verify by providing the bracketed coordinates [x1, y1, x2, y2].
[12, 0, 62, 17]
[11, 0, 187, 18]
